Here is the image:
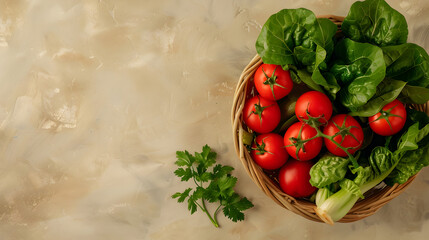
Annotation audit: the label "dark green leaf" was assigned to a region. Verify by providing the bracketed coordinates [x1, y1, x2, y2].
[382, 43, 429, 87]
[196, 172, 212, 182]
[310, 18, 340, 99]
[296, 69, 326, 93]
[312, 18, 337, 58]
[387, 141, 429, 184]
[212, 164, 234, 179]
[233, 197, 254, 211]
[387, 116, 429, 184]
[330, 38, 386, 110]
[312, 70, 340, 100]
[193, 186, 205, 200]
[399, 84, 429, 104]
[255, 8, 336, 73]
[396, 123, 420, 157]
[221, 194, 253, 222]
[360, 126, 374, 150]
[175, 150, 194, 167]
[388, 108, 429, 151]
[195, 145, 217, 169]
[172, 188, 192, 203]
[255, 8, 318, 67]
[171, 192, 182, 199]
[408, 108, 429, 126]
[203, 182, 220, 203]
[369, 146, 395, 175]
[223, 205, 245, 222]
[174, 167, 193, 182]
[188, 196, 197, 214]
[342, 0, 408, 47]
[218, 176, 237, 198]
[289, 69, 301, 84]
[349, 79, 406, 117]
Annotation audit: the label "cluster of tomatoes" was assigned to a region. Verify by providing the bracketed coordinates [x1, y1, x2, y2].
[243, 63, 407, 198]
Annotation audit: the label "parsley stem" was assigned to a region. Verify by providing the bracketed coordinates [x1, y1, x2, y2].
[214, 204, 222, 217]
[201, 199, 220, 228]
[190, 167, 201, 187]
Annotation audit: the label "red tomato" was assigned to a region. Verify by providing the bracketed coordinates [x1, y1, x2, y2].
[295, 91, 333, 124]
[278, 159, 316, 198]
[254, 64, 293, 101]
[284, 122, 322, 161]
[323, 114, 364, 157]
[243, 95, 281, 133]
[251, 133, 289, 170]
[369, 99, 407, 136]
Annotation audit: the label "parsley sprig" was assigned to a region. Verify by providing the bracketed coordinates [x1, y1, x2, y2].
[172, 145, 254, 228]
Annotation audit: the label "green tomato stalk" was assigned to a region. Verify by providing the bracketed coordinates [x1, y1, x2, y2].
[286, 111, 361, 168]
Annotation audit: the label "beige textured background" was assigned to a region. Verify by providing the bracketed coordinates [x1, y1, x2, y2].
[0, 0, 428, 239]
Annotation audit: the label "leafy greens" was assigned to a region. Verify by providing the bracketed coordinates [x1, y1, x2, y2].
[330, 38, 386, 110]
[255, 0, 429, 225]
[172, 145, 253, 228]
[341, 0, 408, 47]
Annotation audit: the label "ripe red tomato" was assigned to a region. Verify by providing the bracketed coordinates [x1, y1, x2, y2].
[243, 95, 281, 133]
[278, 159, 316, 198]
[323, 114, 364, 157]
[369, 99, 407, 136]
[284, 122, 322, 161]
[251, 133, 289, 170]
[295, 91, 333, 124]
[254, 64, 293, 101]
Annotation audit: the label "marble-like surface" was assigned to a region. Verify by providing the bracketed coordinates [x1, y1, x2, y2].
[0, 0, 429, 239]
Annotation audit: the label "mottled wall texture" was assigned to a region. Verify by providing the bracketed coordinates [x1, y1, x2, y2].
[0, 0, 428, 239]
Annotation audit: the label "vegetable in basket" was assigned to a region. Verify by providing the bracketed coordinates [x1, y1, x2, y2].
[311, 110, 429, 224]
[250, 0, 429, 224]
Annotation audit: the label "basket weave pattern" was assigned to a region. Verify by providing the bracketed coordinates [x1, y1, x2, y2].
[231, 15, 428, 223]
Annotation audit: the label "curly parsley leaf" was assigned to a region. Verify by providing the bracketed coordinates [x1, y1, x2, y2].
[172, 145, 253, 228]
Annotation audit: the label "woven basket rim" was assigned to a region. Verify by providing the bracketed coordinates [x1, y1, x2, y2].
[231, 15, 429, 224]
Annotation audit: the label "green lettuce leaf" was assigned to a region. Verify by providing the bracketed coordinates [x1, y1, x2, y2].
[349, 79, 406, 117]
[341, 0, 408, 47]
[255, 8, 318, 67]
[309, 154, 350, 188]
[386, 119, 429, 185]
[382, 43, 429, 88]
[399, 85, 429, 104]
[330, 38, 386, 111]
[255, 9, 337, 71]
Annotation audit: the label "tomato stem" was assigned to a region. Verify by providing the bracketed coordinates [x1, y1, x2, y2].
[252, 137, 274, 155]
[248, 96, 273, 127]
[319, 132, 359, 168]
[368, 104, 403, 131]
[261, 66, 287, 100]
[286, 112, 360, 168]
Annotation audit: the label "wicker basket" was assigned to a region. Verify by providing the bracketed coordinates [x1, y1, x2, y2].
[231, 15, 429, 223]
